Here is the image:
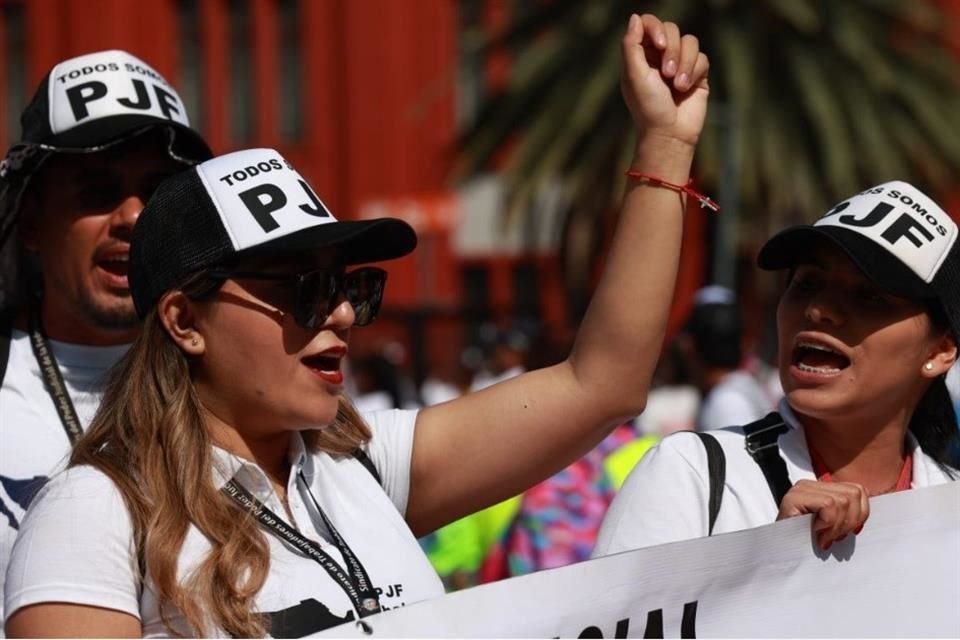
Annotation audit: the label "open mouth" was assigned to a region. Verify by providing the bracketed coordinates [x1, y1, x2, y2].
[95, 252, 130, 280]
[302, 353, 342, 372]
[792, 341, 850, 374]
[301, 350, 345, 384]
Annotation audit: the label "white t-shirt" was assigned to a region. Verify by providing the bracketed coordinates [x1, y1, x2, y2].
[696, 369, 778, 431]
[4, 409, 444, 637]
[0, 329, 127, 626]
[594, 400, 957, 556]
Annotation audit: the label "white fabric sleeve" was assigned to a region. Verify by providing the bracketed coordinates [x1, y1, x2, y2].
[360, 409, 419, 516]
[4, 466, 141, 621]
[592, 432, 712, 557]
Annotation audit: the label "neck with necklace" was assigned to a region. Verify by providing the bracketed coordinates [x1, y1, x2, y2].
[805, 432, 911, 497]
[799, 411, 912, 495]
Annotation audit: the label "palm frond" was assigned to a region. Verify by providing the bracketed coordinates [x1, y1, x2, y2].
[455, 0, 960, 290]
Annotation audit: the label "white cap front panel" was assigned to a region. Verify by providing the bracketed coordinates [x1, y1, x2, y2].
[814, 181, 958, 283]
[48, 50, 191, 134]
[196, 148, 336, 250]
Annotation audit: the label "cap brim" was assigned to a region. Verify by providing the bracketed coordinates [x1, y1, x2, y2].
[43, 116, 212, 162]
[1, 120, 212, 248]
[238, 217, 418, 265]
[757, 225, 934, 300]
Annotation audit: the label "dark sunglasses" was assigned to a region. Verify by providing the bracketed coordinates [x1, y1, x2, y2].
[207, 266, 387, 328]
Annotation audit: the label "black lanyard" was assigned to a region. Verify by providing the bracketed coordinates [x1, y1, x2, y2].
[28, 306, 83, 444]
[220, 473, 382, 618]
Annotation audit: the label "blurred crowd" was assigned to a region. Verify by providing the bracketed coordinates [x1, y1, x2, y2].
[345, 285, 960, 591]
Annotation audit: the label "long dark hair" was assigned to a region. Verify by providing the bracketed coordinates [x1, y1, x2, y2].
[908, 299, 959, 472]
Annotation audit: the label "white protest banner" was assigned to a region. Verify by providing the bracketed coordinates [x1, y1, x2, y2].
[322, 482, 959, 638]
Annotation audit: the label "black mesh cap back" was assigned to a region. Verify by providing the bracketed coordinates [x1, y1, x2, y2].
[130, 169, 234, 317]
[931, 240, 960, 340]
[19, 72, 55, 144]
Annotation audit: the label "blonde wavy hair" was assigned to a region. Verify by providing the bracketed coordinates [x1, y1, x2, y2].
[71, 299, 371, 637]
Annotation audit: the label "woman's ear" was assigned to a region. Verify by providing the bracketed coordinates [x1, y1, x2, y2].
[922, 331, 957, 379]
[158, 291, 205, 356]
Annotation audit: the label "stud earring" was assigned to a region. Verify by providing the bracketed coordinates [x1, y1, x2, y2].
[191, 337, 199, 346]
[924, 362, 934, 371]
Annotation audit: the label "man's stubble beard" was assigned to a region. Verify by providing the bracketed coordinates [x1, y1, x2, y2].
[78, 288, 140, 330]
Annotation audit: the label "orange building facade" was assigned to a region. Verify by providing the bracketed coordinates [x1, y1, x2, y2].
[2, 0, 958, 387]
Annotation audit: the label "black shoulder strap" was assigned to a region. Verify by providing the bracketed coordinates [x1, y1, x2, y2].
[742, 412, 792, 507]
[353, 448, 382, 486]
[0, 306, 13, 385]
[693, 432, 725, 536]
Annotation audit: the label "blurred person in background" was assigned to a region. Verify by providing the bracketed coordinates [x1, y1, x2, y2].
[677, 285, 780, 430]
[419, 359, 465, 407]
[348, 354, 402, 412]
[348, 346, 420, 412]
[476, 422, 639, 582]
[468, 319, 536, 392]
[0, 50, 210, 625]
[632, 341, 699, 437]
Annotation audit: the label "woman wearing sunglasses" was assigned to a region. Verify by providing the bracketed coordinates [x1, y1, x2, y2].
[594, 181, 959, 557]
[5, 14, 710, 638]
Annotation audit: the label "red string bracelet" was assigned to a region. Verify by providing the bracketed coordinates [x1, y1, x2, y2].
[624, 170, 721, 213]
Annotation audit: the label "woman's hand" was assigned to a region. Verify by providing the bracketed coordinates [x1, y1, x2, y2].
[777, 479, 870, 550]
[621, 13, 709, 147]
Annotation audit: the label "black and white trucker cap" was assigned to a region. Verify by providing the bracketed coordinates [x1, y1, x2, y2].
[0, 49, 212, 245]
[758, 181, 960, 337]
[129, 148, 418, 317]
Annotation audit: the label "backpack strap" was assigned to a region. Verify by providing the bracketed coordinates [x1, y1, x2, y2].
[353, 448, 382, 486]
[693, 432, 725, 536]
[742, 412, 792, 507]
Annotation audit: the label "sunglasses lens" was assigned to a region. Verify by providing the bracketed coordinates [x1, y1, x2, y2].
[344, 268, 386, 327]
[288, 268, 386, 328]
[294, 271, 337, 328]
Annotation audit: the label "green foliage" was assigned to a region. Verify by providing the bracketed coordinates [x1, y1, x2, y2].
[456, 0, 960, 252]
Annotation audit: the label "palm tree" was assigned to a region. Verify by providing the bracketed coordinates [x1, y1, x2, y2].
[455, 0, 960, 298]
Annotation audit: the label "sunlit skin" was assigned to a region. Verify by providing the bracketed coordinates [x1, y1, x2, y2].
[773, 239, 956, 547]
[169, 250, 352, 487]
[778, 241, 943, 446]
[19, 135, 184, 345]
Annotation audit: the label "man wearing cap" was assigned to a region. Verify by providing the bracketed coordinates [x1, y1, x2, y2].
[677, 285, 780, 431]
[0, 50, 211, 622]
